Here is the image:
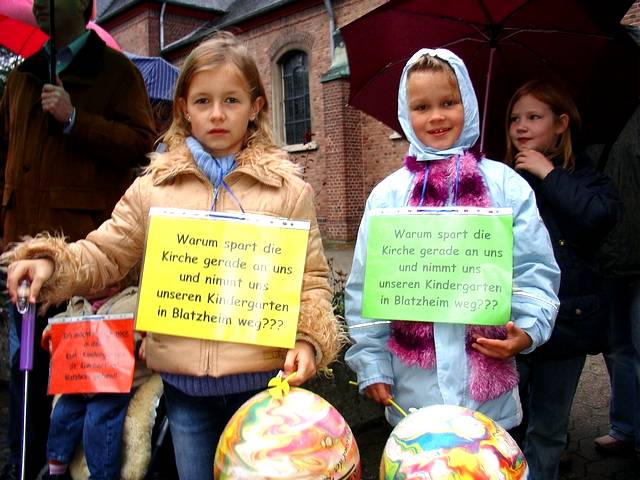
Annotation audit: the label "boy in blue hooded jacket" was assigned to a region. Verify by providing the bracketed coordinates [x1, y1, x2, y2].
[345, 48, 560, 429]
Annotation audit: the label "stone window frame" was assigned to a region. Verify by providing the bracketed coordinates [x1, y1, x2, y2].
[269, 32, 317, 152]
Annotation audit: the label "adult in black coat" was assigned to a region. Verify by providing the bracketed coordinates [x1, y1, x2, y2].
[591, 102, 640, 457]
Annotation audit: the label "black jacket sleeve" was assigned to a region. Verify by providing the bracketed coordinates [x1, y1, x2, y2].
[537, 162, 622, 253]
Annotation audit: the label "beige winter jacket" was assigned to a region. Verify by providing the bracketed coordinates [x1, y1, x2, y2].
[4, 143, 342, 376]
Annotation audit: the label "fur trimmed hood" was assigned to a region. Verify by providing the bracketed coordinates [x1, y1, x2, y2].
[144, 143, 302, 188]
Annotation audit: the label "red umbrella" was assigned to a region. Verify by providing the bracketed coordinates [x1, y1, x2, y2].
[343, 0, 640, 159]
[0, 13, 47, 58]
[0, 0, 121, 51]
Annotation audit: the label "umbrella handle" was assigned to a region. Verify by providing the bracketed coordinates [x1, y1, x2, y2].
[17, 280, 35, 371]
[19, 303, 35, 372]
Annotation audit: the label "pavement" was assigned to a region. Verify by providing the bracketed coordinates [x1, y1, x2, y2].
[0, 242, 637, 479]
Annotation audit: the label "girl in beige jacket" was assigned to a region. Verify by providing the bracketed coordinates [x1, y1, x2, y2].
[4, 32, 342, 480]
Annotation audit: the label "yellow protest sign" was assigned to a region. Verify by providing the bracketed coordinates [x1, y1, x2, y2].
[136, 208, 310, 349]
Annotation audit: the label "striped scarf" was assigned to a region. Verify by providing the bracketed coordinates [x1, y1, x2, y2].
[186, 136, 236, 187]
[388, 152, 519, 403]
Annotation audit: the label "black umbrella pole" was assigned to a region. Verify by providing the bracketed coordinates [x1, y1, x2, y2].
[48, 0, 57, 133]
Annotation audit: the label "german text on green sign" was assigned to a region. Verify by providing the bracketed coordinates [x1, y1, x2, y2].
[362, 208, 513, 325]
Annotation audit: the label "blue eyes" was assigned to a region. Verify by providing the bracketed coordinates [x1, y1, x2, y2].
[413, 100, 458, 111]
[193, 97, 239, 105]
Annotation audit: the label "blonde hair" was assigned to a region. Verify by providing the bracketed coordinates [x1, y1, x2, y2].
[505, 79, 581, 171]
[162, 31, 275, 153]
[407, 54, 459, 94]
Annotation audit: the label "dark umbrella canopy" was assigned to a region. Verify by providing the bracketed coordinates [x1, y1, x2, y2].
[126, 52, 179, 102]
[343, 0, 640, 159]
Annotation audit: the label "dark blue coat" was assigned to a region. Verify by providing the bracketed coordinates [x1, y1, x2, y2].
[522, 153, 621, 358]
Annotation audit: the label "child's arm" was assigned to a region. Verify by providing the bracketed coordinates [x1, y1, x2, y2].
[471, 321, 532, 359]
[2, 178, 148, 310]
[496, 164, 560, 351]
[536, 163, 621, 249]
[290, 182, 345, 372]
[344, 198, 395, 397]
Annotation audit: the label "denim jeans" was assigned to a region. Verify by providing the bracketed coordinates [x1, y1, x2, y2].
[47, 392, 132, 480]
[602, 277, 640, 447]
[516, 354, 586, 480]
[162, 381, 260, 480]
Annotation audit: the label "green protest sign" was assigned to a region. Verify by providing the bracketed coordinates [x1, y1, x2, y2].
[363, 207, 513, 325]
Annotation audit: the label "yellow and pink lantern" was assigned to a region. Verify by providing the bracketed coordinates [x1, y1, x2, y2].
[214, 372, 361, 479]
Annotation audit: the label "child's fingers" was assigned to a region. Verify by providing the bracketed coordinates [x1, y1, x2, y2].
[364, 383, 392, 405]
[471, 338, 510, 359]
[282, 350, 303, 385]
[286, 351, 317, 386]
[288, 361, 315, 386]
[29, 274, 47, 304]
[6, 261, 32, 302]
[7, 259, 54, 304]
[283, 348, 297, 375]
[29, 263, 53, 303]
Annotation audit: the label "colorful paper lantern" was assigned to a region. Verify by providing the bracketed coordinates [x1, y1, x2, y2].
[380, 404, 528, 479]
[215, 386, 361, 479]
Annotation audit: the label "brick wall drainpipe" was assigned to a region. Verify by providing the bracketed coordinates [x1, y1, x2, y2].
[160, 1, 167, 51]
[323, 0, 335, 51]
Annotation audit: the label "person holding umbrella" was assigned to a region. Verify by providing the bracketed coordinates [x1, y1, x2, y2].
[505, 79, 621, 479]
[0, 0, 155, 478]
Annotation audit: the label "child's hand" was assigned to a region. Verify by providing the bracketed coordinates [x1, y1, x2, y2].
[471, 321, 532, 359]
[514, 149, 554, 179]
[7, 259, 55, 304]
[284, 340, 316, 386]
[364, 383, 392, 406]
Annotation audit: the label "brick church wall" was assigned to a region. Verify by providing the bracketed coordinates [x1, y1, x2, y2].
[101, 0, 640, 240]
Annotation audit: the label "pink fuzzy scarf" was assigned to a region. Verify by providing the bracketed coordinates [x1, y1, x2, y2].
[388, 152, 518, 403]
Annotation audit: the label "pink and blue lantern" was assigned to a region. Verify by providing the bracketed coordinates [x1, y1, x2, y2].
[380, 404, 528, 479]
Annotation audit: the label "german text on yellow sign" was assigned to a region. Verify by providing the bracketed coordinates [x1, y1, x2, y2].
[136, 208, 310, 349]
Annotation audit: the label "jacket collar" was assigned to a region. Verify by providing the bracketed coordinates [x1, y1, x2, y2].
[18, 30, 106, 84]
[145, 143, 301, 188]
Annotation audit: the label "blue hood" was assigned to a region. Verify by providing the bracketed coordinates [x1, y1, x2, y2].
[398, 48, 480, 161]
